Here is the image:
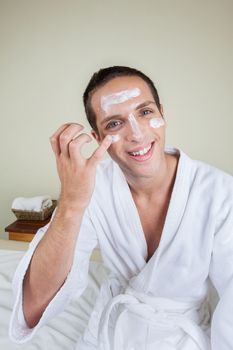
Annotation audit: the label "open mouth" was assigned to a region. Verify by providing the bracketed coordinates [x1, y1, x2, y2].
[127, 142, 154, 161]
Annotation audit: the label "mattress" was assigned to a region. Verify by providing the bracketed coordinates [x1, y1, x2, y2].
[0, 249, 108, 350]
[0, 245, 219, 350]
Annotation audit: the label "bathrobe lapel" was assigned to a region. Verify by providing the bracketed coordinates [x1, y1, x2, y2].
[113, 148, 193, 292]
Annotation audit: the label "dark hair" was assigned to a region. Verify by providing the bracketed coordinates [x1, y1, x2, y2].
[83, 66, 161, 132]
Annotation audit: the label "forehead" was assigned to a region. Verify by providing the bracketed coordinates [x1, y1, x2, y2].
[91, 76, 154, 113]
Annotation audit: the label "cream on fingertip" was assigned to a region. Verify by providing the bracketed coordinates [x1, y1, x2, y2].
[106, 135, 113, 142]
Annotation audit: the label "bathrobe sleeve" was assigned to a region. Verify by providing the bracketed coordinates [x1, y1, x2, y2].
[9, 208, 98, 344]
[209, 203, 233, 349]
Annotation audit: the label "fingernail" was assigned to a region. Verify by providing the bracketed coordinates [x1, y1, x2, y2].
[106, 135, 112, 142]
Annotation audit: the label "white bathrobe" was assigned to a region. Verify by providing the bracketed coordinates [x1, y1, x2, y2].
[9, 148, 233, 349]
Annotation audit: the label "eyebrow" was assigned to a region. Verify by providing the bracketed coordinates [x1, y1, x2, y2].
[135, 100, 156, 110]
[100, 100, 156, 125]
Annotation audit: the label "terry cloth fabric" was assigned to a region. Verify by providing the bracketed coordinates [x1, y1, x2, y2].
[9, 147, 233, 349]
[11, 196, 52, 212]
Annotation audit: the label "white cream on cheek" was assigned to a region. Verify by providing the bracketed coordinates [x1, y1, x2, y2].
[149, 117, 165, 128]
[101, 88, 140, 113]
[110, 134, 121, 143]
[108, 117, 164, 144]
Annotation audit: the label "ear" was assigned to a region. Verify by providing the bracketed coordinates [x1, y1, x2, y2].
[91, 129, 101, 145]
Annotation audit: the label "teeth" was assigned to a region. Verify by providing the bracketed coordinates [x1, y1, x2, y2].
[129, 144, 152, 156]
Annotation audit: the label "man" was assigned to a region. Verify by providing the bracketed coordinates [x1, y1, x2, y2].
[9, 66, 233, 349]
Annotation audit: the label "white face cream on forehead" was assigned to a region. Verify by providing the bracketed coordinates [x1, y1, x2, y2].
[101, 88, 140, 113]
[128, 113, 143, 139]
[149, 117, 165, 129]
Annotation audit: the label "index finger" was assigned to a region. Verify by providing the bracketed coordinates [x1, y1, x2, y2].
[88, 135, 112, 165]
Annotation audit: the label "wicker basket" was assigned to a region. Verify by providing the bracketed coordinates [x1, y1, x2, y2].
[12, 200, 57, 221]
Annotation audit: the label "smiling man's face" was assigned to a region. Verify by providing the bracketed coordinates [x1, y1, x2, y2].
[91, 76, 166, 179]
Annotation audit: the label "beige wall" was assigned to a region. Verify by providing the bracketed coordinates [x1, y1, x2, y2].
[0, 0, 232, 237]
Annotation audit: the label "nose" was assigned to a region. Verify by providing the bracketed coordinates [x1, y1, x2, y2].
[126, 113, 144, 142]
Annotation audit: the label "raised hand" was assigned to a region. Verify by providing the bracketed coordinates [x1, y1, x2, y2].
[50, 123, 112, 210]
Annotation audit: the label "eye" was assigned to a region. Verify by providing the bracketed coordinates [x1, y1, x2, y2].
[140, 108, 153, 117]
[106, 120, 122, 130]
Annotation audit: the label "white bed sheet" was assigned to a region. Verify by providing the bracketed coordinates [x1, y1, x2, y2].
[0, 249, 109, 350]
[0, 248, 219, 350]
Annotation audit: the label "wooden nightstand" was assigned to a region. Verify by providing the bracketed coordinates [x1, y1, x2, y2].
[5, 218, 51, 242]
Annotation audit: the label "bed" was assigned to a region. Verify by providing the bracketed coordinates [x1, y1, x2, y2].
[0, 240, 108, 350]
[0, 240, 219, 349]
